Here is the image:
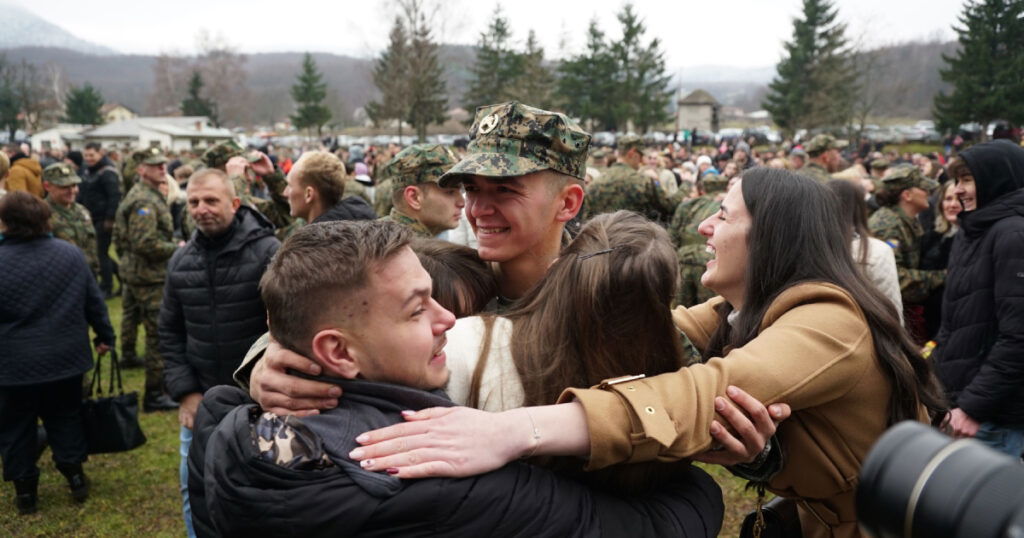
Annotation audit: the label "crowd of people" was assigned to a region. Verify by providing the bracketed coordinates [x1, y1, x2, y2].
[0, 99, 1022, 537]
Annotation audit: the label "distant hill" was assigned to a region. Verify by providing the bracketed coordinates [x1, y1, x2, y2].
[1, 3, 117, 55]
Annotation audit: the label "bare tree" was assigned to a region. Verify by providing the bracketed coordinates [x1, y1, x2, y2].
[195, 30, 251, 126]
[147, 52, 192, 116]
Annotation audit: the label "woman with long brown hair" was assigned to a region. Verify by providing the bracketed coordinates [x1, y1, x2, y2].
[353, 168, 947, 538]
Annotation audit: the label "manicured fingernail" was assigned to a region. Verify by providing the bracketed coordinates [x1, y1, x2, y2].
[386, 468, 400, 475]
[770, 406, 782, 417]
[710, 422, 720, 435]
[328, 387, 341, 397]
[359, 459, 374, 468]
[323, 400, 337, 409]
[349, 448, 364, 459]
[727, 386, 739, 397]
[401, 410, 415, 417]
[715, 397, 726, 411]
[355, 434, 369, 444]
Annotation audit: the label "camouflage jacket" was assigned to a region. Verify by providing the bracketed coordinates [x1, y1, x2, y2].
[113, 182, 177, 286]
[676, 243, 716, 308]
[868, 205, 945, 303]
[344, 180, 373, 207]
[379, 209, 433, 238]
[584, 163, 678, 223]
[668, 195, 720, 248]
[373, 179, 394, 217]
[48, 199, 99, 275]
[228, 171, 293, 235]
[799, 162, 832, 184]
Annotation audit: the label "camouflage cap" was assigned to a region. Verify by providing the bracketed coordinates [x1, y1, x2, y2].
[804, 134, 848, 156]
[437, 101, 591, 188]
[379, 144, 459, 189]
[870, 158, 890, 171]
[202, 140, 244, 169]
[616, 134, 643, 153]
[591, 148, 609, 159]
[880, 164, 939, 193]
[42, 162, 82, 186]
[136, 146, 168, 166]
[701, 173, 730, 194]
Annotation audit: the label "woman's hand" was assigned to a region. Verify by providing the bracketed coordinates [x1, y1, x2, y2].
[250, 340, 341, 416]
[348, 407, 528, 479]
[692, 385, 791, 466]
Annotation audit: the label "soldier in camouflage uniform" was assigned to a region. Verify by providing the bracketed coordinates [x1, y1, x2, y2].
[800, 134, 847, 184]
[373, 177, 394, 217]
[112, 147, 180, 412]
[583, 134, 680, 223]
[42, 163, 99, 276]
[198, 141, 293, 240]
[868, 164, 945, 340]
[669, 174, 730, 307]
[377, 144, 461, 238]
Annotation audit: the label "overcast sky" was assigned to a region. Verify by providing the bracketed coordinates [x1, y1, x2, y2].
[18, 0, 963, 68]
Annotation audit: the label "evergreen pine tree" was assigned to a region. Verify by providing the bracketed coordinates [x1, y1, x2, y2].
[405, 10, 448, 142]
[291, 53, 332, 137]
[64, 83, 105, 125]
[934, 0, 1024, 137]
[507, 31, 556, 110]
[762, 0, 857, 136]
[180, 70, 217, 124]
[607, 4, 672, 132]
[367, 16, 411, 139]
[557, 19, 617, 131]
[463, 5, 522, 114]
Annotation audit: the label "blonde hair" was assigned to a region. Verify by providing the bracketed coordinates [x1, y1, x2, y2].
[297, 151, 346, 207]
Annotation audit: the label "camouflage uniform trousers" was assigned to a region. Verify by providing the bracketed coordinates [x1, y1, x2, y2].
[676, 244, 717, 308]
[122, 284, 165, 392]
[121, 286, 142, 361]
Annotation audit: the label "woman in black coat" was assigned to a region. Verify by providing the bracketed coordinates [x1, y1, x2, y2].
[0, 192, 116, 514]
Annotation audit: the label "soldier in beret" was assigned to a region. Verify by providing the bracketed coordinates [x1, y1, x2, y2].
[42, 163, 99, 276]
[377, 144, 462, 237]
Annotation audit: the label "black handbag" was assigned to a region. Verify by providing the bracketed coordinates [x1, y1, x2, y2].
[739, 487, 802, 538]
[81, 350, 147, 454]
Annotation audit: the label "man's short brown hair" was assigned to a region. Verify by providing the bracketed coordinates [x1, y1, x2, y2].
[296, 151, 346, 208]
[188, 168, 235, 198]
[0, 191, 52, 239]
[260, 220, 410, 356]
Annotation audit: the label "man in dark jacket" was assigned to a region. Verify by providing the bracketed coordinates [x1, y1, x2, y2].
[189, 220, 723, 538]
[933, 139, 1024, 457]
[78, 142, 122, 297]
[159, 168, 279, 536]
[283, 150, 376, 225]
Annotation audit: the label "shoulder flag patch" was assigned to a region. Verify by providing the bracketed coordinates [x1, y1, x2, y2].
[885, 239, 900, 249]
[137, 207, 151, 216]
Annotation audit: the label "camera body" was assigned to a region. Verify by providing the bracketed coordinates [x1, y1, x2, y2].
[857, 421, 1024, 538]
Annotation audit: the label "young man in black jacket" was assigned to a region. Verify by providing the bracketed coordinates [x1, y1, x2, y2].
[78, 142, 122, 298]
[189, 220, 724, 538]
[159, 169, 280, 536]
[934, 139, 1024, 457]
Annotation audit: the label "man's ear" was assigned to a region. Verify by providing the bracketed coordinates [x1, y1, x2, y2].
[311, 329, 360, 379]
[231, 197, 241, 211]
[304, 185, 316, 205]
[403, 185, 424, 211]
[554, 181, 585, 223]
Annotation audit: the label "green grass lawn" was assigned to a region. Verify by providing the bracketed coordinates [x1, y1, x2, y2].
[1, 296, 757, 536]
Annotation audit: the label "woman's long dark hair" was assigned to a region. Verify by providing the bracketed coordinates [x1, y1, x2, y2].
[703, 168, 946, 425]
[827, 179, 872, 265]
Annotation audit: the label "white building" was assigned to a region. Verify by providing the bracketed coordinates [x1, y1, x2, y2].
[83, 116, 234, 151]
[100, 103, 137, 124]
[30, 124, 89, 152]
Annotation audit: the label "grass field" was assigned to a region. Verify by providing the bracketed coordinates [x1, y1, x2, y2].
[0, 296, 758, 537]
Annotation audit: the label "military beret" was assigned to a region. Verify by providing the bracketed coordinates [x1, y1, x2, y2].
[804, 134, 848, 156]
[880, 164, 939, 193]
[438, 101, 591, 188]
[42, 162, 82, 186]
[379, 144, 459, 189]
[202, 140, 244, 169]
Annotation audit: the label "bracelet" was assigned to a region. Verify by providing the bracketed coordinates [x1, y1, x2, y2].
[521, 409, 541, 460]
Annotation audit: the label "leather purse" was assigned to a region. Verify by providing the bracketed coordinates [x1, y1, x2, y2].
[81, 351, 147, 454]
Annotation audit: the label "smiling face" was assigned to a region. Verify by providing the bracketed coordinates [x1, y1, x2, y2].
[941, 182, 962, 224]
[697, 180, 752, 308]
[344, 248, 455, 390]
[954, 173, 977, 211]
[43, 182, 78, 208]
[187, 173, 240, 237]
[462, 172, 570, 263]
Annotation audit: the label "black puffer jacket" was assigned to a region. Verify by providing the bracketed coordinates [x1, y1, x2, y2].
[159, 207, 280, 400]
[312, 196, 378, 223]
[77, 156, 121, 222]
[189, 381, 724, 538]
[933, 140, 1024, 424]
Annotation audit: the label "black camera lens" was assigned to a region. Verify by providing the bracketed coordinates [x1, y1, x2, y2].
[857, 421, 1024, 538]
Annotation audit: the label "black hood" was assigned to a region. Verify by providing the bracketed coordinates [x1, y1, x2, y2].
[960, 139, 1024, 208]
